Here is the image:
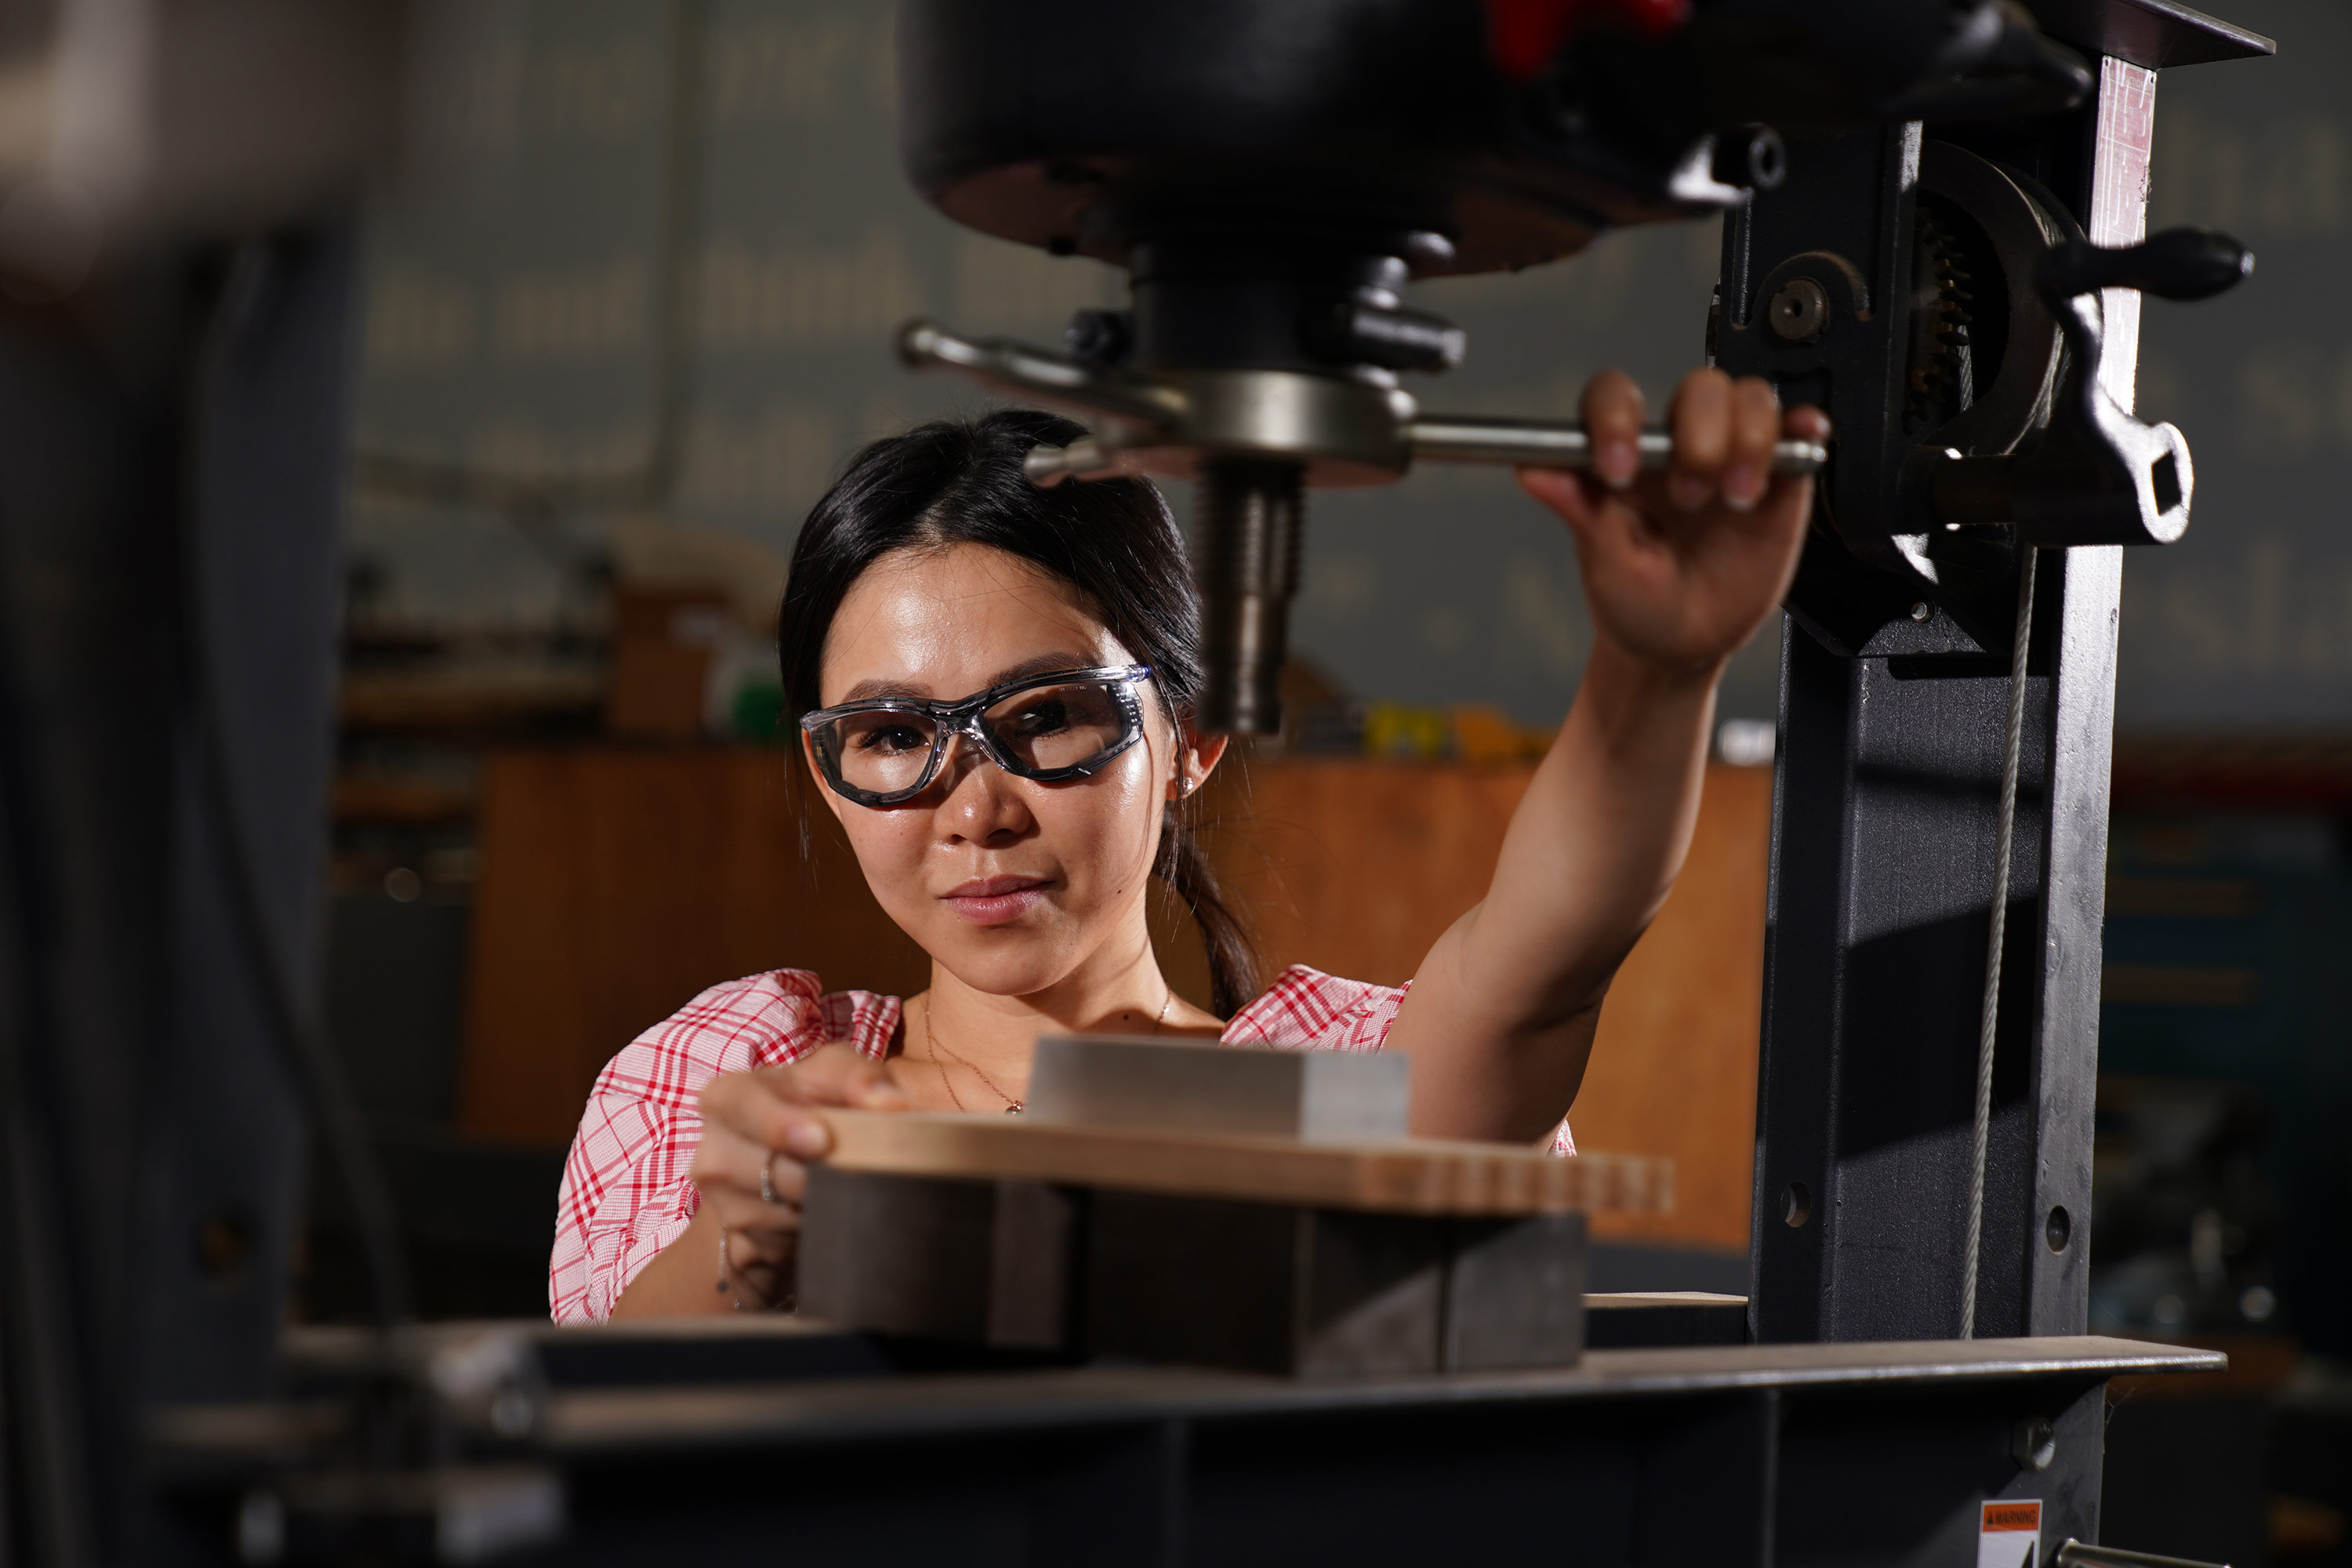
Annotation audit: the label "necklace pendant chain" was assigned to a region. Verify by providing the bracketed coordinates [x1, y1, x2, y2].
[924, 985, 1176, 1116]
[927, 1005, 1024, 1114]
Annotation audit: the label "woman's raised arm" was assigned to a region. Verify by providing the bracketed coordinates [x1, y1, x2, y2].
[1382, 367, 1826, 1142]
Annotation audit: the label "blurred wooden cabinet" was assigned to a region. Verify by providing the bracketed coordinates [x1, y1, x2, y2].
[458, 748, 1769, 1250]
[456, 750, 928, 1145]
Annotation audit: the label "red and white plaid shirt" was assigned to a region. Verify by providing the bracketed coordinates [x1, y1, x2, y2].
[549, 964, 1574, 1324]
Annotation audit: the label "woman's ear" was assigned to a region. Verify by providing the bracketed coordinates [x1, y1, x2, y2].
[1170, 720, 1231, 800]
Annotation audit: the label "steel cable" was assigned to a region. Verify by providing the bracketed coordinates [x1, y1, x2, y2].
[1961, 545, 2039, 1338]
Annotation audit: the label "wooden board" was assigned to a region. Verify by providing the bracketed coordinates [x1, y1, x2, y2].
[816, 1109, 1673, 1217]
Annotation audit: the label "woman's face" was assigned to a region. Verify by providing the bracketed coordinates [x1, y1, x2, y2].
[810, 543, 1207, 1000]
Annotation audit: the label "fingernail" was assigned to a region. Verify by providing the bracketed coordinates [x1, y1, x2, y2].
[1722, 463, 1762, 512]
[785, 1120, 829, 1158]
[1669, 472, 1712, 513]
[863, 1084, 908, 1109]
[1599, 440, 1638, 490]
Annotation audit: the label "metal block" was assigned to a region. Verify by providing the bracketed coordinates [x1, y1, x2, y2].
[797, 1167, 996, 1340]
[798, 1167, 1077, 1348]
[802, 1171, 1590, 1377]
[985, 1180, 1080, 1350]
[1083, 1192, 1446, 1377]
[1443, 1214, 1587, 1371]
[1024, 1035, 1409, 1142]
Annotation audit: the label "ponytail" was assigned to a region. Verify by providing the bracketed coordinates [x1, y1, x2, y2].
[1154, 795, 1259, 1020]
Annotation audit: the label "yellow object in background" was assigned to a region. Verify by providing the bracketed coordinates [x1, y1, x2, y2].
[1450, 703, 1552, 766]
[1360, 702, 1552, 764]
[1362, 702, 1451, 760]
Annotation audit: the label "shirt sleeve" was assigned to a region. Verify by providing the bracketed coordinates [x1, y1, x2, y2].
[1220, 964, 1574, 1156]
[1218, 964, 1409, 1053]
[548, 970, 833, 1324]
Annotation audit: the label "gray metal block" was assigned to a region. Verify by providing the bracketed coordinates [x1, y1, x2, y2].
[798, 1167, 1076, 1347]
[800, 1170, 1588, 1377]
[1444, 1213, 1588, 1371]
[797, 1166, 996, 1339]
[1083, 1192, 1447, 1377]
[985, 1180, 1080, 1350]
[1024, 1035, 1409, 1142]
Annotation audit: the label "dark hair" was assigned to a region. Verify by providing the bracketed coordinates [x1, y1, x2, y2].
[778, 408, 1259, 1017]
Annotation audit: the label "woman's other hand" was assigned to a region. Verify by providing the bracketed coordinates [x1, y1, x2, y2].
[1517, 368, 1827, 674]
[609, 1044, 907, 1317]
[691, 1044, 908, 1305]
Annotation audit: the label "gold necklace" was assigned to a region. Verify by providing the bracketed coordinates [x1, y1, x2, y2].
[926, 1006, 1024, 1114]
[923, 989, 1174, 1116]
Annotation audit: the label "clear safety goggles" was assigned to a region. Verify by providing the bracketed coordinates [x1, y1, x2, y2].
[799, 663, 1154, 808]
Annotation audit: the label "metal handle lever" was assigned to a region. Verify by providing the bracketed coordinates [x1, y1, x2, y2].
[2057, 1537, 2230, 1568]
[898, 320, 1187, 428]
[1406, 416, 1828, 475]
[2035, 227, 2252, 305]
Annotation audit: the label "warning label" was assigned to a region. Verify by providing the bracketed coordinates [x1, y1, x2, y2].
[1979, 1500, 2043, 1568]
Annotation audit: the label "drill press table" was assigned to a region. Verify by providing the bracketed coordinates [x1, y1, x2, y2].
[161, 1318, 2219, 1566]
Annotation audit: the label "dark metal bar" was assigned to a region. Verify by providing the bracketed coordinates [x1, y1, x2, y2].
[2059, 1539, 2232, 1568]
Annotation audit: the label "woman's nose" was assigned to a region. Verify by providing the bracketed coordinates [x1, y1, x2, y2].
[934, 735, 1031, 843]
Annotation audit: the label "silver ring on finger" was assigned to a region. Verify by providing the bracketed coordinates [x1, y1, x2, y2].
[759, 1156, 776, 1207]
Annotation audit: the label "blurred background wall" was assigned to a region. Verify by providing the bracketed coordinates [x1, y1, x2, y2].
[316, 5, 2350, 1558]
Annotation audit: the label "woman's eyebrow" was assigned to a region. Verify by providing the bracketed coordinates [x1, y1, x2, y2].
[981, 652, 1100, 688]
[837, 677, 929, 702]
[837, 653, 1097, 706]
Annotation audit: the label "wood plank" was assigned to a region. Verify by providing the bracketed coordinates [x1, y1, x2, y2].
[815, 1109, 1673, 1216]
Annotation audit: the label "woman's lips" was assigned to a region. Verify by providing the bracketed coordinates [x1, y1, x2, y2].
[941, 875, 1051, 925]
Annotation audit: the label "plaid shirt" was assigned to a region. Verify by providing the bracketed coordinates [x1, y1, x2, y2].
[550, 964, 1574, 1324]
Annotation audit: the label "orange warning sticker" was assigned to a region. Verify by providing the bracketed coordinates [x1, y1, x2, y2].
[1979, 1500, 2043, 1568]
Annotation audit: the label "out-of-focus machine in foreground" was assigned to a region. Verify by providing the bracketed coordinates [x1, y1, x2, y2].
[0, 1, 2279, 1564]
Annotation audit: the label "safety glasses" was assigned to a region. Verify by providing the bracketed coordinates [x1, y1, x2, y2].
[800, 664, 1155, 807]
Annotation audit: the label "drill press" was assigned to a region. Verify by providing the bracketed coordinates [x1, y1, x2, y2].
[887, 0, 2264, 1352]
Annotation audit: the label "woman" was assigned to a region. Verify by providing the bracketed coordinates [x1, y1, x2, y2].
[552, 368, 1824, 1323]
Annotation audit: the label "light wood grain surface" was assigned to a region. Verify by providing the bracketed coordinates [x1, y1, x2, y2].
[817, 1109, 1674, 1216]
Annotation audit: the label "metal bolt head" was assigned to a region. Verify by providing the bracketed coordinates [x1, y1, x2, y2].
[1780, 1181, 1812, 1228]
[1910, 601, 1932, 622]
[2012, 1415, 2057, 1472]
[1767, 277, 1829, 342]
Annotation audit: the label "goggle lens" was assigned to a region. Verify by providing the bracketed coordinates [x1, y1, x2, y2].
[983, 680, 1131, 774]
[826, 710, 941, 798]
